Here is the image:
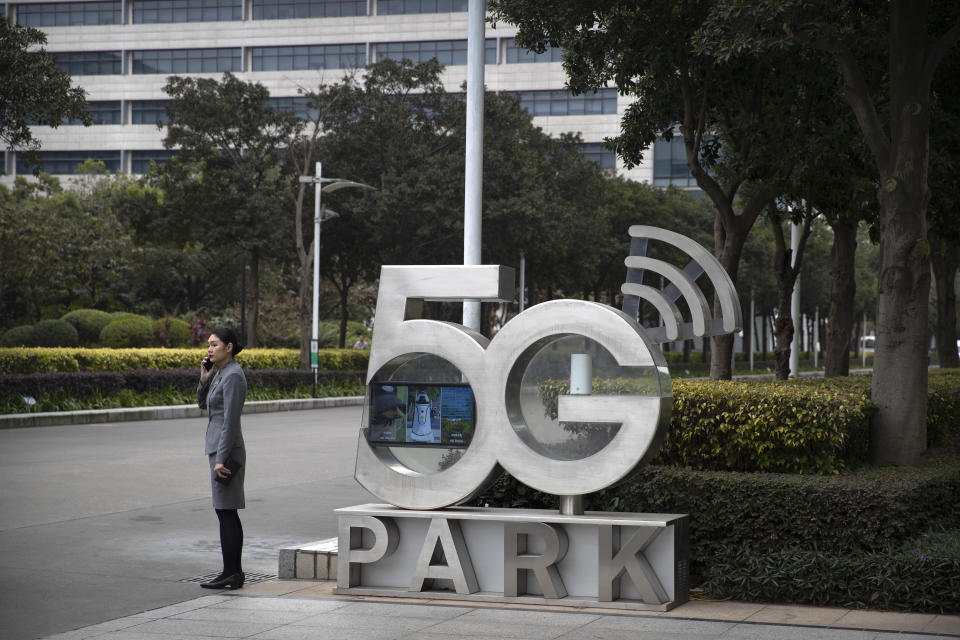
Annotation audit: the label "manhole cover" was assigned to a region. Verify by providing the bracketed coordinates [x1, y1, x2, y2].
[180, 571, 276, 585]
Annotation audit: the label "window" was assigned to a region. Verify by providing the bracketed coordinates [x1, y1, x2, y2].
[131, 100, 170, 124]
[17, 1, 121, 26]
[252, 0, 364, 19]
[52, 50, 122, 76]
[252, 44, 365, 71]
[267, 96, 319, 120]
[376, 39, 495, 66]
[17, 150, 121, 174]
[132, 48, 241, 74]
[72, 101, 122, 125]
[578, 142, 616, 170]
[505, 40, 562, 64]
[513, 89, 617, 116]
[131, 150, 177, 173]
[133, 0, 241, 23]
[378, 0, 467, 14]
[653, 136, 696, 187]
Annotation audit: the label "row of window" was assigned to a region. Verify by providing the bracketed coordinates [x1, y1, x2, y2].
[51, 39, 562, 76]
[13, 0, 471, 25]
[43, 88, 616, 129]
[11, 144, 615, 175]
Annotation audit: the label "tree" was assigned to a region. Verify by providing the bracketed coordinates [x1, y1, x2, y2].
[489, 0, 838, 380]
[0, 17, 89, 164]
[160, 73, 301, 347]
[705, 0, 960, 464]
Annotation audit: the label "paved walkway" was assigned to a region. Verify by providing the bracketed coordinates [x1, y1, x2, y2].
[41, 579, 960, 640]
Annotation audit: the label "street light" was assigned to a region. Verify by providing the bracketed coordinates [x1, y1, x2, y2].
[299, 161, 374, 395]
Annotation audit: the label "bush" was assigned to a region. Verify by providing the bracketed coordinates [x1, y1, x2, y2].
[0, 326, 34, 347]
[0, 347, 368, 373]
[99, 315, 154, 348]
[61, 309, 112, 346]
[152, 317, 192, 347]
[30, 319, 79, 347]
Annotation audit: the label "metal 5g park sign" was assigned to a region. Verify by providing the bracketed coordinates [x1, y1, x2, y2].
[335, 226, 741, 610]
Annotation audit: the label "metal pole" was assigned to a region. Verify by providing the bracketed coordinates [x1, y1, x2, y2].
[789, 222, 801, 377]
[312, 161, 322, 395]
[462, 0, 484, 331]
[519, 251, 525, 312]
[814, 307, 819, 369]
[749, 292, 755, 372]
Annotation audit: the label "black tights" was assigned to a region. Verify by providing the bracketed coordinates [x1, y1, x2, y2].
[215, 508, 243, 576]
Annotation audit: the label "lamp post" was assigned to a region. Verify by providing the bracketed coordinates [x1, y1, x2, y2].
[299, 162, 374, 395]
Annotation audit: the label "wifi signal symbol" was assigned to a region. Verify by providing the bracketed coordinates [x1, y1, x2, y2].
[621, 226, 742, 344]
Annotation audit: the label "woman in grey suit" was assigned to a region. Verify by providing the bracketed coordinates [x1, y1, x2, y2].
[196, 327, 247, 589]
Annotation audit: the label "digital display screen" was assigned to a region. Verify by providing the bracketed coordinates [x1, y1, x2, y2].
[367, 383, 475, 447]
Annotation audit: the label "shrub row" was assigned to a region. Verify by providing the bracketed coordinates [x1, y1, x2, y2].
[0, 347, 369, 373]
[472, 458, 960, 611]
[706, 535, 960, 613]
[1, 311, 194, 348]
[1, 369, 366, 399]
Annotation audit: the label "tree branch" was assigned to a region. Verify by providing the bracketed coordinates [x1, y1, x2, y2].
[924, 20, 960, 84]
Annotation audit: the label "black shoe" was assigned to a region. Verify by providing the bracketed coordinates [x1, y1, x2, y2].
[200, 572, 244, 589]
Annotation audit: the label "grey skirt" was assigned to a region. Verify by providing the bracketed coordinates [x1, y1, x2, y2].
[209, 452, 245, 510]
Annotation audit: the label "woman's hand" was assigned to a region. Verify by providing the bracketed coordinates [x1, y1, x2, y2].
[200, 358, 214, 384]
[214, 462, 231, 479]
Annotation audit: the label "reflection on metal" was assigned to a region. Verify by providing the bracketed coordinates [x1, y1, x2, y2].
[622, 225, 742, 343]
[337, 515, 399, 587]
[598, 525, 668, 603]
[410, 518, 478, 594]
[504, 521, 569, 598]
[559, 495, 583, 516]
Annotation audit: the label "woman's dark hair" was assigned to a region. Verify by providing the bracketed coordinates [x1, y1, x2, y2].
[212, 327, 243, 357]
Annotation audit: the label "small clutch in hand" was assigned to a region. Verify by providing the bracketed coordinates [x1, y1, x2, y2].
[215, 457, 242, 484]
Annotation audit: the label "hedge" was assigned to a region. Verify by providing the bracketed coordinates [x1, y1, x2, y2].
[31, 319, 80, 347]
[61, 309, 112, 346]
[472, 458, 960, 612]
[0, 347, 369, 373]
[1, 368, 366, 398]
[99, 315, 154, 348]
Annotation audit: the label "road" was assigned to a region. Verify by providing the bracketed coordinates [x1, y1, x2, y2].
[0, 406, 373, 640]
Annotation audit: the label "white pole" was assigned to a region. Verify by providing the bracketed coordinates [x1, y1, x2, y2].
[749, 293, 755, 372]
[519, 251, 526, 312]
[311, 162, 322, 377]
[462, 0, 484, 331]
[814, 307, 819, 369]
[789, 222, 801, 377]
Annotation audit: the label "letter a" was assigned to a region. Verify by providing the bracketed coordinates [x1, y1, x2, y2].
[410, 518, 478, 594]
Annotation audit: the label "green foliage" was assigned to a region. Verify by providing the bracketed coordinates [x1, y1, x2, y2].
[0, 325, 34, 347]
[0, 347, 367, 373]
[152, 317, 192, 347]
[98, 315, 155, 348]
[928, 369, 960, 449]
[0, 16, 89, 157]
[30, 319, 79, 347]
[61, 309, 112, 346]
[707, 532, 960, 613]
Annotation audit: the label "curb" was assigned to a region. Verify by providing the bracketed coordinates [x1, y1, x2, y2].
[0, 396, 365, 429]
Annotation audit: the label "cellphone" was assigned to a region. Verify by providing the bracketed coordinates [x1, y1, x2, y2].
[202, 358, 213, 371]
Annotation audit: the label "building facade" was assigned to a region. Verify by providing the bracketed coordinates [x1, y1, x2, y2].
[3, 0, 698, 186]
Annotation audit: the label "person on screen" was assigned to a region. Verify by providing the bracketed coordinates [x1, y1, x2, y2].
[370, 387, 405, 441]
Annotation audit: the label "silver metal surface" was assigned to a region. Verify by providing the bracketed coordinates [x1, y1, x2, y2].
[337, 515, 398, 587]
[598, 525, 667, 603]
[410, 517, 478, 594]
[623, 226, 742, 343]
[356, 266, 670, 508]
[504, 522, 568, 599]
[559, 495, 583, 516]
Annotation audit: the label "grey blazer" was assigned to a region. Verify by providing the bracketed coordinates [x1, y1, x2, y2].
[197, 359, 247, 465]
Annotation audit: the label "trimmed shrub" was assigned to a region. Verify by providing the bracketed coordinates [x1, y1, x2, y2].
[30, 319, 79, 347]
[0, 347, 367, 373]
[61, 309, 112, 346]
[99, 315, 154, 348]
[152, 317, 192, 348]
[0, 326, 34, 347]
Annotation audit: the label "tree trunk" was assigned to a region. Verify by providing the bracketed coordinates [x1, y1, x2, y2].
[297, 248, 313, 370]
[246, 247, 259, 348]
[867, 2, 933, 466]
[337, 275, 352, 349]
[824, 219, 857, 377]
[771, 223, 797, 380]
[930, 235, 960, 368]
